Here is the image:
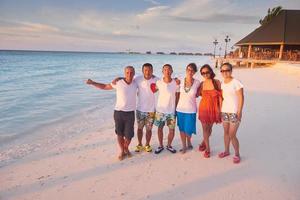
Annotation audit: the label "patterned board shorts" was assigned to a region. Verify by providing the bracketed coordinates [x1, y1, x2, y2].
[221, 112, 240, 123]
[154, 112, 176, 129]
[136, 110, 155, 131]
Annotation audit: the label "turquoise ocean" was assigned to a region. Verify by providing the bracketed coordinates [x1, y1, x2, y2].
[0, 50, 212, 166]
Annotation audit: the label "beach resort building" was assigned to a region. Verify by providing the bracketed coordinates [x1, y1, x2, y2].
[227, 9, 300, 66]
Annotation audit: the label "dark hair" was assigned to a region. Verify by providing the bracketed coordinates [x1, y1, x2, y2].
[221, 62, 233, 70]
[200, 64, 215, 79]
[142, 63, 153, 71]
[200, 64, 220, 91]
[186, 63, 197, 73]
[162, 64, 173, 72]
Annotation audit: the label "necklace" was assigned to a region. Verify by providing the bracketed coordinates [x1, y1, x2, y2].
[184, 78, 193, 93]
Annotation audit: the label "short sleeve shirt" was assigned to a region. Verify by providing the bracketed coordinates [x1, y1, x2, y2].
[221, 79, 243, 113]
[135, 75, 159, 112]
[156, 79, 179, 114]
[111, 79, 137, 111]
[176, 79, 200, 113]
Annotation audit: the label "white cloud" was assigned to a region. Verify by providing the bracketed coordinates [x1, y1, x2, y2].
[136, 6, 169, 21]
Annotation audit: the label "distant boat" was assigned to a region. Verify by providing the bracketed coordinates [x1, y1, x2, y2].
[146, 51, 152, 54]
[170, 52, 177, 55]
[156, 52, 165, 55]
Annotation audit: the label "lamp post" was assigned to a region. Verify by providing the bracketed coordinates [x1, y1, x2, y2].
[219, 47, 222, 57]
[224, 35, 231, 58]
[213, 39, 218, 58]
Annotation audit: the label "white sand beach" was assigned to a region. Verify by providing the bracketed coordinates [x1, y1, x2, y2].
[1, 64, 300, 200]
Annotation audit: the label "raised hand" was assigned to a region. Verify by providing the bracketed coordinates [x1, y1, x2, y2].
[86, 79, 94, 85]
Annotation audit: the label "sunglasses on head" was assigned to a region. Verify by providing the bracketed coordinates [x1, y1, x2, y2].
[220, 69, 232, 73]
[201, 71, 210, 75]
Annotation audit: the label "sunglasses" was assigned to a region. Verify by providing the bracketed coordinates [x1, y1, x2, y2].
[220, 69, 232, 73]
[201, 71, 211, 75]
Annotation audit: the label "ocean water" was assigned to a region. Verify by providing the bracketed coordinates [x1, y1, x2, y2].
[0, 50, 212, 165]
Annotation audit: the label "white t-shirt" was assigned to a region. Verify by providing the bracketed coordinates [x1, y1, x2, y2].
[176, 79, 200, 113]
[156, 79, 179, 114]
[111, 79, 137, 111]
[135, 75, 159, 112]
[221, 78, 243, 113]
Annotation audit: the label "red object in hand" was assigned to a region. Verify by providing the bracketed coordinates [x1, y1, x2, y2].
[150, 83, 156, 93]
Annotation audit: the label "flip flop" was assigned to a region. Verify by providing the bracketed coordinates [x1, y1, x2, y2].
[203, 150, 210, 158]
[233, 155, 241, 164]
[198, 142, 206, 152]
[218, 152, 230, 158]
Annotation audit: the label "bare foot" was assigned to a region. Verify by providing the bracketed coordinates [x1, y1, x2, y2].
[126, 151, 133, 158]
[118, 152, 126, 161]
[179, 148, 186, 154]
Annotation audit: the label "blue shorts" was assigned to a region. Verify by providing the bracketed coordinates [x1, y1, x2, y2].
[176, 112, 196, 136]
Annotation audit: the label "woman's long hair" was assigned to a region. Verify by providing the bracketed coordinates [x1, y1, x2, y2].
[200, 64, 220, 91]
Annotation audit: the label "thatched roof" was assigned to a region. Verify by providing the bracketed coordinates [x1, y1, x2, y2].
[236, 10, 300, 46]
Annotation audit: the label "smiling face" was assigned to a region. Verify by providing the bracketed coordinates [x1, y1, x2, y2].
[200, 67, 211, 80]
[186, 65, 196, 78]
[162, 65, 173, 78]
[220, 64, 232, 79]
[143, 66, 153, 80]
[124, 66, 135, 82]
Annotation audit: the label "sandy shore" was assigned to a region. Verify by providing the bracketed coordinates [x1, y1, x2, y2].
[1, 64, 300, 200]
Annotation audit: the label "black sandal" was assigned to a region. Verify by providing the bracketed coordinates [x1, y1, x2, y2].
[154, 146, 164, 154]
[166, 146, 177, 153]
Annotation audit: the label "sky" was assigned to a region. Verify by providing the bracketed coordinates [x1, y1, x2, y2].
[0, 0, 300, 53]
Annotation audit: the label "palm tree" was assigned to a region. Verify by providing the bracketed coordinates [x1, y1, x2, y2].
[259, 6, 282, 26]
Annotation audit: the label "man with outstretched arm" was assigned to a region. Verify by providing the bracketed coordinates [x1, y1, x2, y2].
[86, 66, 137, 161]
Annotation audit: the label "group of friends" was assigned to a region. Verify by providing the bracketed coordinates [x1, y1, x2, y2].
[86, 62, 244, 164]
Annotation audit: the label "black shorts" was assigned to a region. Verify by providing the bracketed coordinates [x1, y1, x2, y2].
[113, 110, 135, 139]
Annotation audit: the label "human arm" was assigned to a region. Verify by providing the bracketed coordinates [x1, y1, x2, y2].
[236, 88, 244, 121]
[216, 80, 223, 108]
[86, 79, 113, 90]
[175, 92, 180, 108]
[196, 82, 203, 97]
[111, 77, 124, 85]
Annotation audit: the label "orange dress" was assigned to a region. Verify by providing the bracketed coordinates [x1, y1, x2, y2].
[198, 89, 222, 124]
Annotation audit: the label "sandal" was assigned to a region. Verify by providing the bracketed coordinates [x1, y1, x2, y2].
[166, 146, 177, 154]
[134, 145, 143, 152]
[218, 152, 230, 158]
[154, 146, 164, 154]
[233, 155, 241, 164]
[203, 150, 210, 158]
[144, 145, 152, 152]
[198, 142, 206, 152]
[187, 145, 193, 150]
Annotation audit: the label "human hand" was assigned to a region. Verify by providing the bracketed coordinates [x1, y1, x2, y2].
[86, 79, 94, 85]
[237, 111, 242, 121]
[174, 77, 181, 85]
